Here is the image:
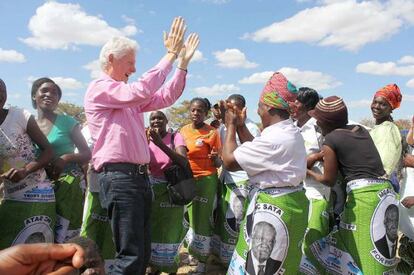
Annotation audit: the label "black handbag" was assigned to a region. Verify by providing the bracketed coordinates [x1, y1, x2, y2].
[164, 133, 197, 205]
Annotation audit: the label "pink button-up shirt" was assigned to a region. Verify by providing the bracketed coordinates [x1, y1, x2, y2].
[84, 58, 186, 170]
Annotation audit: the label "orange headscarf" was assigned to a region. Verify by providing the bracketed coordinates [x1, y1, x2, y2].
[374, 84, 402, 110]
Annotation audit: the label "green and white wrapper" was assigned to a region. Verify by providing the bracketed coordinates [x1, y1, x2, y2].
[185, 174, 218, 262]
[0, 200, 56, 248]
[0, 179, 56, 249]
[299, 198, 330, 275]
[227, 186, 309, 275]
[149, 177, 187, 273]
[310, 179, 398, 274]
[54, 171, 84, 243]
[213, 180, 250, 265]
[80, 167, 115, 273]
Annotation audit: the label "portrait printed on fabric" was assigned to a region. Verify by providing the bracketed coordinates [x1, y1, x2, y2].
[370, 190, 399, 266]
[225, 188, 248, 235]
[244, 203, 288, 275]
[13, 215, 54, 245]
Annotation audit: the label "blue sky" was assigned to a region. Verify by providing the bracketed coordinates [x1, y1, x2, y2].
[1, 0, 414, 124]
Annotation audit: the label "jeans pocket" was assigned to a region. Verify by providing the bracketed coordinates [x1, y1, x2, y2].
[98, 172, 112, 210]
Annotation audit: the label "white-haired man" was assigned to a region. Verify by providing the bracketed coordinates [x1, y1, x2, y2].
[84, 17, 199, 274]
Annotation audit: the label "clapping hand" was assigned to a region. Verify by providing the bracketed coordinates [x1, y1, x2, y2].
[149, 128, 164, 147]
[177, 33, 200, 70]
[164, 17, 186, 59]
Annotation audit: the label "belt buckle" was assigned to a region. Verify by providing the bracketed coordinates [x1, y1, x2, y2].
[137, 164, 146, 175]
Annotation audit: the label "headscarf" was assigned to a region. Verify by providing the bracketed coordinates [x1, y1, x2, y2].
[374, 84, 402, 110]
[308, 96, 348, 128]
[259, 72, 298, 111]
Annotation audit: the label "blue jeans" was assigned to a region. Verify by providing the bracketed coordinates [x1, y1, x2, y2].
[98, 164, 152, 275]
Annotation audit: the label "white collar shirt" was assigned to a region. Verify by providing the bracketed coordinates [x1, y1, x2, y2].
[234, 118, 306, 189]
[220, 118, 261, 184]
[296, 117, 330, 200]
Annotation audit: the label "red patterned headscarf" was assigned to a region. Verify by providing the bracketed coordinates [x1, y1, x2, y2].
[259, 72, 298, 111]
[374, 84, 402, 110]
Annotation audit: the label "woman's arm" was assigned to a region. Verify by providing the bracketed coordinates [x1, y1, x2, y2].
[306, 145, 338, 187]
[150, 129, 190, 169]
[3, 116, 54, 182]
[50, 124, 91, 180]
[222, 106, 242, 171]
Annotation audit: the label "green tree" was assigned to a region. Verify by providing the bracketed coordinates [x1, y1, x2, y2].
[57, 102, 85, 124]
[165, 100, 192, 130]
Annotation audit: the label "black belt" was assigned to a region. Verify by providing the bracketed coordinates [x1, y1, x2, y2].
[99, 162, 148, 175]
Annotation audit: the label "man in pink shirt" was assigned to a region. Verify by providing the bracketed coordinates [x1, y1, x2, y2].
[84, 17, 200, 274]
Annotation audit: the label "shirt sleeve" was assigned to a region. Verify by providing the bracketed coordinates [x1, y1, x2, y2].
[371, 123, 402, 175]
[322, 132, 336, 151]
[233, 137, 280, 177]
[20, 108, 33, 131]
[60, 115, 79, 133]
[174, 132, 186, 148]
[139, 68, 187, 112]
[211, 129, 222, 151]
[88, 58, 173, 109]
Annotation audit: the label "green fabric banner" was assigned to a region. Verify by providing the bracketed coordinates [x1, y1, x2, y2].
[185, 174, 219, 263]
[149, 179, 188, 273]
[311, 179, 398, 274]
[213, 180, 250, 265]
[227, 187, 309, 275]
[0, 200, 56, 249]
[54, 173, 84, 243]
[299, 198, 330, 275]
[80, 168, 115, 273]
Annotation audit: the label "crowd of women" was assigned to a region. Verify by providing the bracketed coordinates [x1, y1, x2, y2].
[1, 16, 414, 275]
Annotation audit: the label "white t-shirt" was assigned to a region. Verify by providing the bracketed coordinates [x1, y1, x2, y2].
[0, 107, 54, 202]
[219, 118, 261, 184]
[296, 117, 330, 200]
[234, 119, 306, 189]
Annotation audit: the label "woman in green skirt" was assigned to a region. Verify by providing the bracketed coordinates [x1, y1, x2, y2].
[222, 72, 309, 275]
[32, 78, 91, 243]
[147, 110, 190, 274]
[0, 78, 56, 249]
[292, 87, 330, 275]
[307, 96, 398, 274]
[180, 98, 222, 273]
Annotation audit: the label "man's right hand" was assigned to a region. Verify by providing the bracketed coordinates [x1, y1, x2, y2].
[163, 17, 186, 58]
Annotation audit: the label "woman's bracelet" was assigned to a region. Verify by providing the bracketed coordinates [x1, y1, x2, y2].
[168, 51, 178, 58]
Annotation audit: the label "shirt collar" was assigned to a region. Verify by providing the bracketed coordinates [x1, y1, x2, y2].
[261, 118, 293, 136]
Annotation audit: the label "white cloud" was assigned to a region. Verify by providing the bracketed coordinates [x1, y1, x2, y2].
[214, 49, 258, 69]
[191, 50, 206, 62]
[356, 61, 414, 76]
[83, 59, 101, 79]
[279, 67, 342, 90]
[22, 2, 138, 49]
[239, 68, 340, 90]
[407, 79, 414, 88]
[243, 0, 414, 51]
[51, 77, 83, 90]
[193, 84, 240, 96]
[239, 71, 274, 84]
[399, 55, 414, 64]
[347, 99, 372, 108]
[0, 48, 26, 63]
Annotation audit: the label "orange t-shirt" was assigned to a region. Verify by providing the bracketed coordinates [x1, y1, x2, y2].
[180, 123, 221, 178]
